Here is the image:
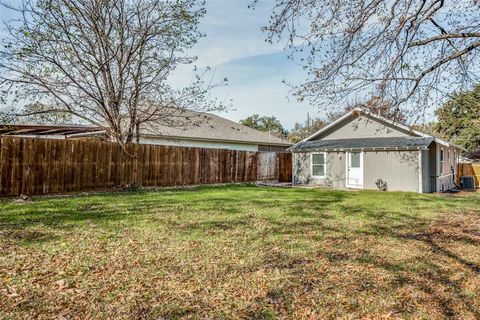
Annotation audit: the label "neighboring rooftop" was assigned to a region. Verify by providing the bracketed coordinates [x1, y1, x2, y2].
[289, 137, 435, 152]
[140, 110, 291, 146]
[0, 111, 292, 146]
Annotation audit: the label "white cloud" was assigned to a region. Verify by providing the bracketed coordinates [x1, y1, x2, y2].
[191, 0, 285, 67]
[167, 1, 317, 129]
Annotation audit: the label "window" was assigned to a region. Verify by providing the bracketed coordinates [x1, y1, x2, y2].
[311, 153, 326, 177]
[448, 150, 450, 162]
[440, 148, 444, 175]
[350, 152, 361, 168]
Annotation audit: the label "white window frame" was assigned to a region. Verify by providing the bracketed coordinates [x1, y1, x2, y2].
[311, 152, 327, 178]
[440, 148, 444, 175]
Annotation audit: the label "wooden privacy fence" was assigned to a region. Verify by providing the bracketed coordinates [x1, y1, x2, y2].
[0, 136, 292, 196]
[457, 163, 480, 187]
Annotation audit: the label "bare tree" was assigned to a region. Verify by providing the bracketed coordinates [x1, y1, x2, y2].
[258, 0, 480, 120]
[327, 97, 408, 123]
[0, 0, 227, 143]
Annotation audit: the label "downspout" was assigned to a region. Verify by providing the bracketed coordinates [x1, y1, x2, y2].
[451, 165, 461, 189]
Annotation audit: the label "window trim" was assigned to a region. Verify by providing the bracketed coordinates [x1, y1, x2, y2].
[440, 148, 444, 175]
[311, 152, 327, 178]
[349, 152, 361, 168]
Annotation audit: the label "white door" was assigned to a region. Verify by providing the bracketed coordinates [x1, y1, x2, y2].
[347, 152, 363, 188]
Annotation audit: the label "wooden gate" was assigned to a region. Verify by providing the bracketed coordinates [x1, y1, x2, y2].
[256, 152, 278, 181]
[278, 153, 292, 182]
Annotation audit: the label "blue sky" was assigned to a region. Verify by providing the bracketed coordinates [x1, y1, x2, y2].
[0, 0, 319, 129]
[170, 0, 318, 129]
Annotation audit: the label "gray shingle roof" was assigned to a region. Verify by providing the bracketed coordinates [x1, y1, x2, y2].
[140, 110, 291, 146]
[289, 137, 434, 152]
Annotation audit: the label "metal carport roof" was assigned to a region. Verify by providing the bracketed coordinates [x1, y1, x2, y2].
[0, 124, 104, 137]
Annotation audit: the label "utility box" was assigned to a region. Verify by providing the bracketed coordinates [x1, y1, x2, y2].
[461, 176, 476, 191]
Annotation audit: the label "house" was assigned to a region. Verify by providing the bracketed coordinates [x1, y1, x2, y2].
[0, 111, 291, 152]
[289, 108, 462, 193]
[133, 111, 291, 151]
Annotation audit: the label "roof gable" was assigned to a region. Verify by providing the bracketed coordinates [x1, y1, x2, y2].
[298, 107, 459, 149]
[306, 109, 421, 141]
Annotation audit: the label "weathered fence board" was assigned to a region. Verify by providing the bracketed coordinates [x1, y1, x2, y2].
[278, 152, 293, 182]
[0, 136, 292, 196]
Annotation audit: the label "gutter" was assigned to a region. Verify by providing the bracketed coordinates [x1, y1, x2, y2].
[63, 131, 292, 147]
[140, 133, 292, 147]
[65, 130, 107, 139]
[290, 146, 430, 153]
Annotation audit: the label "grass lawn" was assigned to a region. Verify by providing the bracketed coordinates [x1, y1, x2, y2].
[1, 185, 480, 319]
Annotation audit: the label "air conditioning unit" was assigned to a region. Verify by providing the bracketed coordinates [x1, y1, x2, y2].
[461, 176, 476, 191]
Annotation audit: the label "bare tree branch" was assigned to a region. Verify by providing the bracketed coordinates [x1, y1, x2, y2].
[0, 0, 227, 144]
[259, 0, 480, 120]
[409, 33, 480, 47]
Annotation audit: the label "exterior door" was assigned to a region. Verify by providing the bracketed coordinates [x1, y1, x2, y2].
[347, 152, 363, 188]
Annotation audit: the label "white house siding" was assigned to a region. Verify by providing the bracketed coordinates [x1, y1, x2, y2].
[292, 153, 310, 184]
[139, 136, 259, 151]
[292, 152, 346, 188]
[363, 150, 420, 192]
[327, 152, 347, 188]
[293, 150, 421, 192]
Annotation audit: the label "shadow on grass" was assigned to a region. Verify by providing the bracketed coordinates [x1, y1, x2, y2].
[171, 190, 350, 238]
[248, 221, 480, 318]
[1, 185, 480, 318]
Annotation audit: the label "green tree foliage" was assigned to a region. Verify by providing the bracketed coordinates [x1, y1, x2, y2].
[288, 117, 327, 143]
[411, 123, 439, 138]
[436, 85, 480, 153]
[240, 114, 288, 138]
